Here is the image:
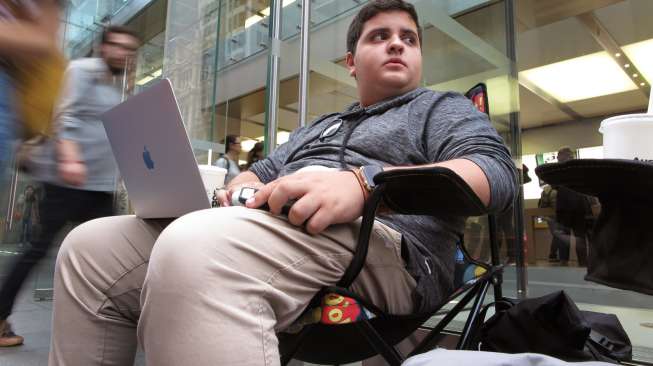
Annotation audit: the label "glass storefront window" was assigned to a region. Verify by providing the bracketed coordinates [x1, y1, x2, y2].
[173, 0, 522, 289]
[518, 0, 653, 358]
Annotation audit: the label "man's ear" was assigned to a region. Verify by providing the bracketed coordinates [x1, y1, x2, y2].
[345, 52, 356, 78]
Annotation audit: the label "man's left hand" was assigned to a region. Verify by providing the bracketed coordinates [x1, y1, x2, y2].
[246, 171, 365, 235]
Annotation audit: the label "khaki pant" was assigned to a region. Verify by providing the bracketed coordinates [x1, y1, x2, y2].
[49, 207, 416, 366]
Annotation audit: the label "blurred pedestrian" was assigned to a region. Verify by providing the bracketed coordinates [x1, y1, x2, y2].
[0, 0, 66, 347]
[246, 141, 264, 169]
[539, 183, 563, 263]
[0, 0, 65, 191]
[554, 147, 592, 266]
[214, 134, 242, 184]
[0, 25, 139, 346]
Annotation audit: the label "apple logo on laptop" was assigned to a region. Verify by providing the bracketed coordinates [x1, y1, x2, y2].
[143, 146, 155, 170]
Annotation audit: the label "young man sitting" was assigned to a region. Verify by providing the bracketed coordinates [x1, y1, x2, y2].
[48, 1, 517, 365]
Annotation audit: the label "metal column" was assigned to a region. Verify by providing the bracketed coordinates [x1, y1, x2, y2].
[505, 0, 527, 299]
[264, 0, 283, 155]
[298, 0, 311, 128]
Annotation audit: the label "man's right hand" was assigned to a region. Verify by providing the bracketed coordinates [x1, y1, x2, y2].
[58, 161, 87, 186]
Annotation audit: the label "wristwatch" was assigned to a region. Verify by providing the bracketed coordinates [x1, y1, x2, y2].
[358, 165, 384, 194]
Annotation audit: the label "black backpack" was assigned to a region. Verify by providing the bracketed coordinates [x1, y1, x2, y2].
[475, 291, 632, 364]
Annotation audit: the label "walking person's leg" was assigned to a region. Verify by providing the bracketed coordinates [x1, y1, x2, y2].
[547, 218, 560, 261]
[73, 189, 115, 223]
[0, 183, 74, 346]
[48, 215, 169, 366]
[139, 206, 417, 366]
[20, 218, 28, 245]
[557, 225, 572, 265]
[498, 212, 515, 263]
[27, 218, 32, 244]
[573, 220, 588, 267]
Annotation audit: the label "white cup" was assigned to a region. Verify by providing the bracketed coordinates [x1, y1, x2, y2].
[599, 113, 653, 161]
[198, 165, 227, 200]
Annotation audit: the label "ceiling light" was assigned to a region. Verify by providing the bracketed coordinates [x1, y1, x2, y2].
[277, 131, 290, 145]
[633, 73, 638, 78]
[623, 38, 653, 84]
[245, 14, 263, 28]
[241, 139, 257, 152]
[136, 68, 162, 86]
[641, 82, 646, 86]
[624, 63, 630, 68]
[244, 0, 296, 29]
[519, 51, 637, 103]
[250, 133, 290, 146]
[615, 52, 621, 57]
[136, 75, 154, 86]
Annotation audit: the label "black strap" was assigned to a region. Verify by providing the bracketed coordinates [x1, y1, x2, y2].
[588, 329, 616, 353]
[473, 299, 510, 330]
[336, 185, 386, 288]
[338, 112, 368, 170]
[218, 155, 231, 171]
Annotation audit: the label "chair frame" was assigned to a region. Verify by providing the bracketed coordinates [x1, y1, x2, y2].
[280, 181, 505, 366]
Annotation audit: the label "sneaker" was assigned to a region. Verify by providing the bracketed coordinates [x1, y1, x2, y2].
[0, 320, 24, 347]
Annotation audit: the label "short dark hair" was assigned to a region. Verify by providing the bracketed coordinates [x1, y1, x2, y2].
[346, 0, 422, 55]
[101, 25, 139, 45]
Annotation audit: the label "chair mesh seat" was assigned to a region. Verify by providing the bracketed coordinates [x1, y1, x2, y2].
[286, 247, 488, 334]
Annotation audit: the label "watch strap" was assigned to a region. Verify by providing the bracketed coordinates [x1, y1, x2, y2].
[351, 168, 370, 201]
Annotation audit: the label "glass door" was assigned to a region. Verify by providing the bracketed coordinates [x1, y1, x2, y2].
[0, 160, 53, 300]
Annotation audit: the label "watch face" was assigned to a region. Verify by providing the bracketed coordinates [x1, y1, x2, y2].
[362, 165, 383, 188]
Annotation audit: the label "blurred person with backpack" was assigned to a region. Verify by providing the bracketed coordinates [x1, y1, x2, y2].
[0, 25, 139, 347]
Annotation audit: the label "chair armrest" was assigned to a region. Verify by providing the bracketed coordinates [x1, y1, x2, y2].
[375, 166, 488, 217]
[337, 166, 488, 289]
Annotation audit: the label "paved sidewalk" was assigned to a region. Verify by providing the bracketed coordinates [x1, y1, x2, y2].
[0, 288, 355, 365]
[0, 287, 146, 366]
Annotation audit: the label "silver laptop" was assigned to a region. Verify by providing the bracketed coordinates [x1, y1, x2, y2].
[101, 79, 211, 218]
